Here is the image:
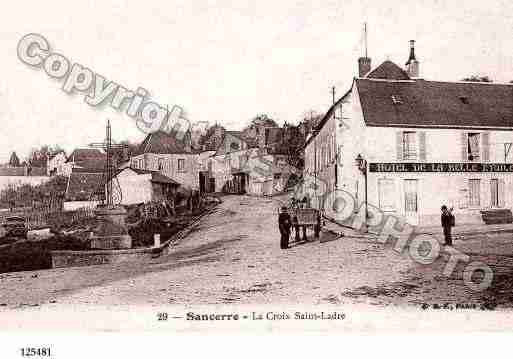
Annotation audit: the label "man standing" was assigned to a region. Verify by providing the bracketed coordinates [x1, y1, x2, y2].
[441, 205, 455, 246]
[278, 206, 292, 249]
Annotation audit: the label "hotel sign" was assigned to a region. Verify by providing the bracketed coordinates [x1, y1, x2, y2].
[369, 163, 513, 173]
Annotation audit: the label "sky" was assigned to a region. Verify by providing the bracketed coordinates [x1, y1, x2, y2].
[1, 0, 513, 163]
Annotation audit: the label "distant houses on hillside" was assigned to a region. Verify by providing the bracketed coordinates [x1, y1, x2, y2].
[0, 117, 303, 210]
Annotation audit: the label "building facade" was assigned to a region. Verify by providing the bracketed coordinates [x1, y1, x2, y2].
[130, 131, 200, 191]
[304, 41, 513, 226]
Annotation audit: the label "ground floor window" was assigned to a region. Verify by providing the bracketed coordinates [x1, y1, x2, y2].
[378, 178, 395, 211]
[469, 179, 480, 207]
[404, 179, 418, 212]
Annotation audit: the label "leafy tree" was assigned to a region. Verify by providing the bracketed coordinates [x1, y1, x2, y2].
[198, 123, 226, 151]
[8, 152, 20, 167]
[462, 75, 493, 82]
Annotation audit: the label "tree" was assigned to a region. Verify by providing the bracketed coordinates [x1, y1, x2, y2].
[110, 140, 139, 165]
[8, 152, 20, 167]
[241, 114, 280, 147]
[246, 114, 278, 128]
[198, 123, 226, 151]
[462, 75, 493, 82]
[298, 110, 324, 138]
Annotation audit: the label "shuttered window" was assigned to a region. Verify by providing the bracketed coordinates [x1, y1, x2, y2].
[491, 178, 505, 208]
[418, 132, 427, 161]
[402, 131, 417, 160]
[482, 132, 490, 162]
[469, 179, 481, 207]
[467, 133, 481, 162]
[397, 131, 426, 161]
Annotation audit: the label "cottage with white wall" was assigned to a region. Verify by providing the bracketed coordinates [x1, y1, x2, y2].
[305, 40, 513, 226]
[130, 131, 200, 190]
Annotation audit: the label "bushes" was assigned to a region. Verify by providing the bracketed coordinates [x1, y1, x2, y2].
[0, 235, 89, 273]
[128, 218, 184, 248]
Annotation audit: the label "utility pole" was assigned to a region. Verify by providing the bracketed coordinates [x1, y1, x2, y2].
[364, 22, 368, 58]
[331, 86, 336, 105]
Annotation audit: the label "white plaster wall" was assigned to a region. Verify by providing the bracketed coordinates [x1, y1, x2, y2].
[113, 170, 153, 205]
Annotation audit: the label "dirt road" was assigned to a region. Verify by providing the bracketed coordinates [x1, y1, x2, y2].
[0, 194, 510, 309]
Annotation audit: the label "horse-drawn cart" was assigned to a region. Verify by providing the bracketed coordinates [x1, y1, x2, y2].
[290, 207, 321, 241]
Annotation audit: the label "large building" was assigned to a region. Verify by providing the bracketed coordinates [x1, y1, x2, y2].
[305, 40, 513, 226]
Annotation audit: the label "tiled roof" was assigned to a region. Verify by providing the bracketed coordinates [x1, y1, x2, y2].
[65, 172, 104, 201]
[114, 167, 181, 186]
[66, 148, 106, 170]
[356, 77, 513, 128]
[137, 131, 191, 155]
[150, 172, 180, 186]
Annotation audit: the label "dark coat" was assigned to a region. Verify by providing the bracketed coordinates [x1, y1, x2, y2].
[441, 211, 455, 228]
[278, 212, 292, 233]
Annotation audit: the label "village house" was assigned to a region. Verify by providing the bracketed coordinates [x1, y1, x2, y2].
[46, 150, 67, 176]
[106, 167, 180, 206]
[61, 149, 108, 210]
[63, 171, 104, 211]
[204, 128, 289, 195]
[304, 40, 513, 226]
[130, 131, 200, 191]
[62, 148, 107, 176]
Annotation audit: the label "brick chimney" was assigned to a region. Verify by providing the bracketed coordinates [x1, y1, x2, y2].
[358, 56, 372, 77]
[405, 40, 419, 78]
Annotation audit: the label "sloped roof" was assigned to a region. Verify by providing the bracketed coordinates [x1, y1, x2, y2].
[356, 78, 513, 128]
[225, 131, 244, 141]
[66, 148, 106, 170]
[151, 172, 180, 185]
[67, 148, 105, 162]
[65, 172, 104, 201]
[365, 60, 411, 80]
[114, 167, 180, 186]
[137, 131, 192, 155]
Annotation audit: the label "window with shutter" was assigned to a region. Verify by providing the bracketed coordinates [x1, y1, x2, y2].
[461, 132, 467, 161]
[396, 132, 403, 161]
[469, 179, 481, 207]
[402, 131, 417, 160]
[491, 179, 499, 207]
[499, 178, 506, 208]
[418, 132, 427, 161]
[482, 132, 490, 162]
[467, 133, 481, 162]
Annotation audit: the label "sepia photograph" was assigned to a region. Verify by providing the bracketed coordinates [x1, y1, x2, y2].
[1, 1, 513, 355]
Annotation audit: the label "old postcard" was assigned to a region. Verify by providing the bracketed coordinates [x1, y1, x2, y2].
[2, 0, 513, 351]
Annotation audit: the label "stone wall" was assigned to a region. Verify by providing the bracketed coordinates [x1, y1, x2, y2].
[51, 247, 158, 268]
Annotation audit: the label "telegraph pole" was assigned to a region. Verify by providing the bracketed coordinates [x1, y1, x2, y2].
[331, 86, 336, 105]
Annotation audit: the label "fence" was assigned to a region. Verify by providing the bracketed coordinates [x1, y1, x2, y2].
[21, 206, 96, 230]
